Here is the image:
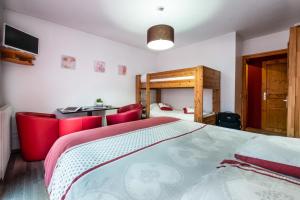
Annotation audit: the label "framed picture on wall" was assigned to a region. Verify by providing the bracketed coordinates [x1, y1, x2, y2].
[61, 55, 76, 69]
[118, 65, 127, 75]
[94, 60, 106, 73]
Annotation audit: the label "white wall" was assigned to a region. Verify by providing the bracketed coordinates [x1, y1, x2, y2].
[242, 30, 289, 55]
[3, 10, 157, 149]
[235, 34, 243, 114]
[156, 32, 237, 112]
[3, 10, 156, 111]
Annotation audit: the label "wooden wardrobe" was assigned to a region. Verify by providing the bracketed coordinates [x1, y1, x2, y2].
[287, 25, 300, 138]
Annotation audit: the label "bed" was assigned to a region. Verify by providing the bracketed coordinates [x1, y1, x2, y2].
[44, 117, 300, 200]
[136, 66, 221, 124]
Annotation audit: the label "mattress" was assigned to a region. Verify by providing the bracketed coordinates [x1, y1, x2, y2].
[45, 117, 300, 200]
[150, 103, 214, 121]
[141, 74, 194, 82]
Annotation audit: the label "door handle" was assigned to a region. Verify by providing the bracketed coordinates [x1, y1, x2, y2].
[263, 92, 266, 101]
[284, 98, 288, 109]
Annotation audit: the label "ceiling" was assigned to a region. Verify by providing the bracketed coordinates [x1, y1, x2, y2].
[4, 0, 300, 50]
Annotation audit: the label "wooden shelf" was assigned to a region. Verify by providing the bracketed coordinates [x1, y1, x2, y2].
[0, 47, 36, 66]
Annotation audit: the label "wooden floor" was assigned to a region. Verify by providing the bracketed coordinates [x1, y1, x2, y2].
[244, 127, 284, 136]
[0, 153, 49, 200]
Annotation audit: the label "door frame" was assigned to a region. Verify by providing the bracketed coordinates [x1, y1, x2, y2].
[241, 49, 288, 130]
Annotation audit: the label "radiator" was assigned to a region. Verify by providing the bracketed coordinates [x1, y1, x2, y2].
[0, 105, 12, 180]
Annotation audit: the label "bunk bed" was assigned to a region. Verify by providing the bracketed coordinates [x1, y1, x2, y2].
[135, 66, 221, 124]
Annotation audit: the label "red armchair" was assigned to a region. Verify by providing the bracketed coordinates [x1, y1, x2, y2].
[117, 103, 143, 113]
[16, 112, 102, 161]
[16, 112, 59, 161]
[59, 116, 102, 137]
[106, 109, 142, 126]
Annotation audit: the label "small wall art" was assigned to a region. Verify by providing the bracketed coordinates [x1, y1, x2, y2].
[118, 64, 127, 75]
[94, 60, 106, 73]
[61, 55, 76, 69]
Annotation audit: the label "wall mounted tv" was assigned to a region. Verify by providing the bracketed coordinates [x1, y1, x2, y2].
[2, 23, 39, 55]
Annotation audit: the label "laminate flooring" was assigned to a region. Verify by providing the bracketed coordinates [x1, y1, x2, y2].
[0, 153, 48, 200]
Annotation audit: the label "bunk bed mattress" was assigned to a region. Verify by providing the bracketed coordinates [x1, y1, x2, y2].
[150, 105, 214, 121]
[45, 117, 300, 200]
[141, 74, 194, 82]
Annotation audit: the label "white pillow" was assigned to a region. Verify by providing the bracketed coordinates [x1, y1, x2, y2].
[150, 103, 160, 111]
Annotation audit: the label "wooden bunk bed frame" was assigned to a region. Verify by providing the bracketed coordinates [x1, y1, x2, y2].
[136, 66, 221, 124]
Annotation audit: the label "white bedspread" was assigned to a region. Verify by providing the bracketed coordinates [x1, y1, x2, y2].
[182, 160, 300, 200]
[48, 120, 260, 200]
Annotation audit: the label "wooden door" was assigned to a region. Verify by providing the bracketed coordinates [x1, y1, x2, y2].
[262, 58, 288, 135]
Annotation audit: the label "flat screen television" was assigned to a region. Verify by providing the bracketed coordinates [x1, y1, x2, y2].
[2, 23, 39, 55]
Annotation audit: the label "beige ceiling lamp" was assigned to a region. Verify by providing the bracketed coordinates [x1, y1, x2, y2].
[147, 7, 174, 51]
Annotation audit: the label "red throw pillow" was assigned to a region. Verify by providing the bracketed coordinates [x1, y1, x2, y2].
[158, 103, 173, 111]
[234, 135, 300, 179]
[183, 107, 194, 114]
[235, 154, 300, 179]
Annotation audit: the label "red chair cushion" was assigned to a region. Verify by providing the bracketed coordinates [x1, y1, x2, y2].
[59, 116, 102, 137]
[107, 109, 142, 125]
[117, 103, 143, 113]
[17, 112, 56, 118]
